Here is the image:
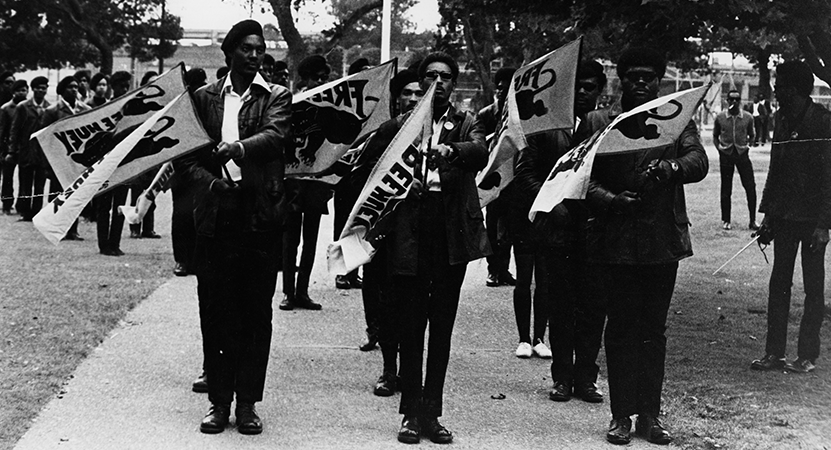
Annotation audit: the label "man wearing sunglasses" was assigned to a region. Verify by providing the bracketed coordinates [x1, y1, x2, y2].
[713, 90, 757, 231]
[581, 47, 708, 446]
[356, 52, 488, 444]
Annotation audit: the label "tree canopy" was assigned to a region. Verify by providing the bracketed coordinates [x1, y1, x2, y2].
[437, 0, 831, 100]
[0, 0, 182, 74]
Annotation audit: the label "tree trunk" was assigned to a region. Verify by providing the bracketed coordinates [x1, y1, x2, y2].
[462, 15, 494, 101]
[756, 47, 771, 100]
[269, 0, 308, 78]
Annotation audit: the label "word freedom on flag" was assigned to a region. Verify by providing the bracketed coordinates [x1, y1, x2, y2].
[287, 60, 395, 176]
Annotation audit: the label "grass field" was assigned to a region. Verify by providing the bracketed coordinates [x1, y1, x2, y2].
[659, 143, 831, 449]
[0, 137, 830, 449]
[0, 192, 175, 449]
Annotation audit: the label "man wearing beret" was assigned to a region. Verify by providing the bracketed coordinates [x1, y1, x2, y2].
[10, 76, 49, 221]
[175, 19, 291, 435]
[0, 79, 28, 214]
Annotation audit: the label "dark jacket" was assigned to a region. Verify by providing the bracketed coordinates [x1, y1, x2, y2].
[39, 99, 92, 127]
[0, 99, 20, 159]
[9, 98, 50, 168]
[759, 100, 831, 229]
[177, 76, 292, 236]
[514, 129, 588, 248]
[584, 108, 708, 265]
[361, 105, 491, 275]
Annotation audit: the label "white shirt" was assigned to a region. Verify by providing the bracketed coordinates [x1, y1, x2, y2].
[220, 72, 270, 182]
[425, 109, 451, 192]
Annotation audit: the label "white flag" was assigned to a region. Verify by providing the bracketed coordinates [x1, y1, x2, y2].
[33, 94, 186, 244]
[529, 84, 712, 221]
[476, 38, 582, 207]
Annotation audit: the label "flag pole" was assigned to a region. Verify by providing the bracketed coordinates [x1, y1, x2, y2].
[712, 235, 760, 276]
[381, 0, 391, 62]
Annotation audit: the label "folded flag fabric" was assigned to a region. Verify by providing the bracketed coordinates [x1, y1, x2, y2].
[327, 81, 438, 274]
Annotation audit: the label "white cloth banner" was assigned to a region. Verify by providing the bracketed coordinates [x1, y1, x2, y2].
[34, 94, 185, 244]
[529, 83, 712, 221]
[326, 81, 438, 274]
[476, 38, 582, 208]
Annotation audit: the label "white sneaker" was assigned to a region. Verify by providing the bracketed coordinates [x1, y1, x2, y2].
[515, 342, 533, 358]
[533, 340, 552, 359]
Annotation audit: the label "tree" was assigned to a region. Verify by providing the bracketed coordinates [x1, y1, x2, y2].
[254, 0, 416, 77]
[0, 0, 182, 74]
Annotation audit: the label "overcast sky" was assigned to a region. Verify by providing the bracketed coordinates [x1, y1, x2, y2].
[167, 0, 441, 33]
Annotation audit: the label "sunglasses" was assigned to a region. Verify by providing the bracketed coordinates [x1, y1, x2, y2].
[577, 81, 599, 92]
[727, 97, 740, 102]
[624, 71, 657, 83]
[311, 73, 329, 82]
[424, 71, 453, 81]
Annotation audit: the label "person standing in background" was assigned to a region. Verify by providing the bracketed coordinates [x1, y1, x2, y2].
[0, 79, 28, 215]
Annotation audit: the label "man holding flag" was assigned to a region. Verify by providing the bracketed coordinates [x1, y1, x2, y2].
[175, 19, 291, 435]
[351, 52, 489, 444]
[582, 48, 709, 445]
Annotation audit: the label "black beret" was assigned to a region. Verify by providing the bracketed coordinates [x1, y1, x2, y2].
[298, 54, 330, 78]
[391, 69, 419, 98]
[11, 80, 28, 91]
[348, 58, 371, 75]
[274, 60, 288, 72]
[222, 19, 264, 55]
[30, 76, 48, 88]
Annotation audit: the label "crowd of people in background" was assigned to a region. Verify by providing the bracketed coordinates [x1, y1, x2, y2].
[1, 18, 828, 448]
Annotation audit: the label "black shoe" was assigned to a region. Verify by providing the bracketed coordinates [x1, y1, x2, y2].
[486, 273, 500, 287]
[573, 382, 604, 403]
[279, 294, 295, 311]
[192, 371, 208, 393]
[420, 416, 453, 444]
[636, 415, 673, 445]
[335, 275, 351, 289]
[294, 293, 322, 310]
[748, 221, 760, 231]
[397, 415, 420, 444]
[349, 275, 363, 289]
[785, 357, 816, 374]
[62, 232, 84, 241]
[606, 417, 632, 445]
[101, 248, 124, 257]
[18, 216, 32, 222]
[130, 229, 141, 239]
[173, 263, 189, 277]
[141, 231, 161, 239]
[200, 403, 230, 434]
[373, 372, 397, 397]
[499, 271, 516, 286]
[549, 381, 572, 402]
[235, 402, 263, 435]
[359, 332, 378, 352]
[751, 354, 786, 371]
